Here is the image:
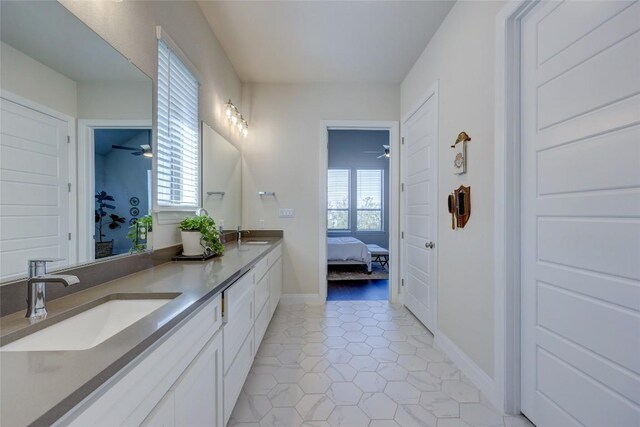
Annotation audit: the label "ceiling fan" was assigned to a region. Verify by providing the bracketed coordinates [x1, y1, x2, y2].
[112, 144, 153, 158]
[363, 145, 390, 159]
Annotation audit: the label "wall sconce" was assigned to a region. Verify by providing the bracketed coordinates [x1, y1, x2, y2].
[224, 99, 248, 138]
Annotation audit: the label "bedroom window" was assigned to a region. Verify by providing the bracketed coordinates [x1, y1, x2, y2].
[356, 169, 383, 231]
[157, 37, 200, 209]
[327, 169, 350, 230]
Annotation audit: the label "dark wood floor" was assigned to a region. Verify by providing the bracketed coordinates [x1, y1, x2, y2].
[327, 279, 389, 301]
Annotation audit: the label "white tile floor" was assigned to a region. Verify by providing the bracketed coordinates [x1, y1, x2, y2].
[228, 301, 534, 427]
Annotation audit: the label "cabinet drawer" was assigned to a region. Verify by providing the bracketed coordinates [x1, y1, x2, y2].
[225, 271, 254, 313]
[223, 328, 254, 426]
[268, 244, 282, 268]
[254, 272, 269, 317]
[253, 256, 269, 283]
[223, 288, 254, 373]
[255, 301, 270, 347]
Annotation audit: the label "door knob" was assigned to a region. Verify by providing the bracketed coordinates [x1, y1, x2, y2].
[425, 242, 435, 249]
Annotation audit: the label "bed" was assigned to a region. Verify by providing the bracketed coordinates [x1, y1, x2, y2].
[327, 237, 372, 273]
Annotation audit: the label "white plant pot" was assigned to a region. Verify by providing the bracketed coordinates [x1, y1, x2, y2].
[181, 231, 203, 256]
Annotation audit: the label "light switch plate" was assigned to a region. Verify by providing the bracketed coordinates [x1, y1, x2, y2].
[279, 208, 294, 218]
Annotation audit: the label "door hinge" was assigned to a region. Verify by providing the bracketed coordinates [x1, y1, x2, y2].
[68, 233, 71, 240]
[401, 231, 404, 239]
[401, 278, 405, 287]
[67, 135, 70, 144]
[401, 183, 405, 192]
[68, 183, 71, 192]
[401, 137, 405, 145]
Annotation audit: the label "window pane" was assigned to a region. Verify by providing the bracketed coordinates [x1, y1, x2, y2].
[328, 169, 349, 209]
[328, 210, 349, 230]
[357, 170, 382, 209]
[357, 211, 382, 231]
[157, 39, 199, 208]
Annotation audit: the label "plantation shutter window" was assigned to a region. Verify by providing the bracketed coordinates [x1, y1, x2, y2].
[157, 36, 199, 209]
[356, 169, 383, 231]
[327, 169, 350, 230]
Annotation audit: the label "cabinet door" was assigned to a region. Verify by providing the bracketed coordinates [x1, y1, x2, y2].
[141, 392, 174, 427]
[269, 257, 282, 317]
[174, 331, 223, 427]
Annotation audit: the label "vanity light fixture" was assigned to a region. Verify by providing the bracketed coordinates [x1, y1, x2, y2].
[224, 99, 249, 138]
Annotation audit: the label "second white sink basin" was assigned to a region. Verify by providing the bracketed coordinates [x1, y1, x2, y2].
[1, 298, 173, 352]
[243, 241, 269, 245]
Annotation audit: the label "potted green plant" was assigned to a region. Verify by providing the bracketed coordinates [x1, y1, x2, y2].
[127, 214, 153, 253]
[95, 191, 126, 258]
[178, 214, 224, 256]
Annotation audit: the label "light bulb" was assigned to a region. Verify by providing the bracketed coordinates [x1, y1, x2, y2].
[242, 127, 248, 138]
[231, 114, 238, 125]
[225, 103, 233, 119]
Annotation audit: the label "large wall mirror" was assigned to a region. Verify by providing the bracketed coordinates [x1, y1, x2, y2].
[202, 122, 242, 231]
[0, 1, 153, 282]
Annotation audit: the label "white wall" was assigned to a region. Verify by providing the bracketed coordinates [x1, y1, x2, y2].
[401, 0, 505, 378]
[77, 81, 152, 120]
[60, 0, 244, 250]
[0, 41, 77, 117]
[242, 83, 399, 296]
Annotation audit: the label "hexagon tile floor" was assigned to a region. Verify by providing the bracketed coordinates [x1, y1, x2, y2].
[228, 301, 534, 427]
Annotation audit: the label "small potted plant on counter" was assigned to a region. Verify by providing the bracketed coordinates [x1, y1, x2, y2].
[178, 213, 224, 257]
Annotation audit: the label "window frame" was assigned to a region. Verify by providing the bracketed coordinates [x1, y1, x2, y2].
[155, 26, 201, 215]
[327, 168, 351, 231]
[355, 169, 384, 232]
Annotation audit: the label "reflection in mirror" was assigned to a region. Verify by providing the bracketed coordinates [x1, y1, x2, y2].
[202, 122, 242, 231]
[0, 1, 153, 281]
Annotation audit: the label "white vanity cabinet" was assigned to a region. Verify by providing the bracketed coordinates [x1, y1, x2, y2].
[223, 244, 282, 425]
[58, 243, 282, 427]
[61, 295, 224, 427]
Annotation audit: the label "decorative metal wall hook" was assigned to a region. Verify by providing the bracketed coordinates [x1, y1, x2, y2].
[451, 131, 471, 148]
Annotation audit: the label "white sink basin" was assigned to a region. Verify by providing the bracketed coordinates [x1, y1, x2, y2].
[243, 241, 269, 245]
[1, 299, 173, 352]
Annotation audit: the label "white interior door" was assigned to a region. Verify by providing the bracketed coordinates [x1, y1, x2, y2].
[520, 2, 640, 426]
[401, 93, 437, 332]
[0, 98, 71, 280]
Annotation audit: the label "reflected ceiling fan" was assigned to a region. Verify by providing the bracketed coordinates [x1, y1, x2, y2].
[112, 144, 152, 158]
[363, 145, 390, 159]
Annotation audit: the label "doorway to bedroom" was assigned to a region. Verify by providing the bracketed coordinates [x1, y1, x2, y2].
[326, 129, 392, 301]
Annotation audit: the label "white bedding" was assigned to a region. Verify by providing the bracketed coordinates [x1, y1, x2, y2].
[327, 237, 372, 272]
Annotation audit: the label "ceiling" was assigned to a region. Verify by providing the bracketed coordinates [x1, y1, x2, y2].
[1, 1, 150, 83]
[197, 1, 454, 84]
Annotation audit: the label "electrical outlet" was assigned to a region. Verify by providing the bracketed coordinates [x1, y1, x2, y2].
[279, 208, 294, 218]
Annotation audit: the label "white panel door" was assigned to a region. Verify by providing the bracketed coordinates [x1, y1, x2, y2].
[520, 2, 640, 426]
[0, 98, 70, 280]
[402, 93, 437, 331]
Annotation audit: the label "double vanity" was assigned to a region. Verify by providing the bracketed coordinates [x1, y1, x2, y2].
[0, 237, 283, 427]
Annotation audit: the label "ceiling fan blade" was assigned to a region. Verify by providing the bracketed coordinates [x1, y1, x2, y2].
[140, 144, 151, 150]
[377, 154, 385, 158]
[131, 151, 144, 156]
[112, 145, 138, 151]
[362, 151, 380, 154]
[383, 145, 390, 149]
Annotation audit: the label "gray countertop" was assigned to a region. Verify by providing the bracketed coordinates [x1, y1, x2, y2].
[0, 238, 282, 427]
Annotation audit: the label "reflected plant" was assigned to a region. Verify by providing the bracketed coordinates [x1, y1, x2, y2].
[95, 191, 125, 242]
[127, 214, 152, 253]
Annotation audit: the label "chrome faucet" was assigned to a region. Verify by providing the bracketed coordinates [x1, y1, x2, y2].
[237, 225, 242, 243]
[26, 259, 79, 319]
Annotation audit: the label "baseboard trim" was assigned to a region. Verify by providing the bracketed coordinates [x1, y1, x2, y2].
[280, 293, 324, 305]
[434, 331, 502, 410]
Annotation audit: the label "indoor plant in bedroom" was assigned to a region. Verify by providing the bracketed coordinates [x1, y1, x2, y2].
[95, 191, 126, 258]
[178, 214, 224, 257]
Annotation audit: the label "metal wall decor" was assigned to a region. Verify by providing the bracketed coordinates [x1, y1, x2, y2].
[448, 185, 471, 229]
[451, 131, 471, 175]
